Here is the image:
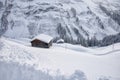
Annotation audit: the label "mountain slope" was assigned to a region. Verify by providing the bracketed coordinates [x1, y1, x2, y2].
[0, 0, 120, 45]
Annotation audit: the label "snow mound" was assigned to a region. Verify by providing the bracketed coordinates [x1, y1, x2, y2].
[0, 61, 87, 80]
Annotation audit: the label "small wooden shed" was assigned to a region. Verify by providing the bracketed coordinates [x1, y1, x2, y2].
[31, 34, 53, 48]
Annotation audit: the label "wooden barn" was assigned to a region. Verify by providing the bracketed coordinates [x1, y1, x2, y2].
[31, 34, 53, 48]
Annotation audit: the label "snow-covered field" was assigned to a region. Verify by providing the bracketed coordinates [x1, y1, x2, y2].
[0, 38, 120, 80]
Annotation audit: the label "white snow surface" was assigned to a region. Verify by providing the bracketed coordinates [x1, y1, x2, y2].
[0, 38, 120, 80]
[32, 34, 53, 43]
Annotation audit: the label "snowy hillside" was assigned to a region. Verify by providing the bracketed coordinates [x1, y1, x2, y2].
[0, 38, 120, 80]
[0, 0, 120, 46]
[0, 0, 120, 80]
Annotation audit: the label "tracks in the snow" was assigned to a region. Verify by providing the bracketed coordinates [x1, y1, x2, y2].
[93, 49, 120, 56]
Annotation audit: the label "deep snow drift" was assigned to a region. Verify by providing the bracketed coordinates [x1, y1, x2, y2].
[0, 38, 120, 80]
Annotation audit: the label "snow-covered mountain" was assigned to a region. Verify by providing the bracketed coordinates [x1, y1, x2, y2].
[0, 0, 120, 45]
[1, 1, 120, 79]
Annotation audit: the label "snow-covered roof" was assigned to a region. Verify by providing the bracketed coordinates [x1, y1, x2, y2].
[56, 39, 64, 43]
[32, 34, 53, 43]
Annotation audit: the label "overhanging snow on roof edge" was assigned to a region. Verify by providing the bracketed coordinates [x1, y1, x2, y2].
[32, 34, 53, 43]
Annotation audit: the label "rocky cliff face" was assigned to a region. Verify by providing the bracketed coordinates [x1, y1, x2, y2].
[1, 0, 120, 46]
[0, 0, 12, 36]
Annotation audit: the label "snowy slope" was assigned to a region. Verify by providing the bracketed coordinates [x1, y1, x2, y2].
[0, 38, 120, 80]
[1, 0, 120, 44]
